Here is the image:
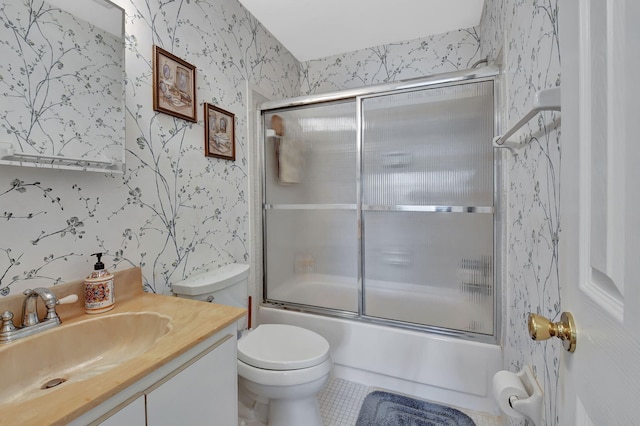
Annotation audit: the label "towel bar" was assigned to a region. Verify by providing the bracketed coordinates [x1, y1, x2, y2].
[493, 87, 561, 149]
[0, 142, 113, 167]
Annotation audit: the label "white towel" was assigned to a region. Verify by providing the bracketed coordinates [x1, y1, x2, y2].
[278, 137, 304, 184]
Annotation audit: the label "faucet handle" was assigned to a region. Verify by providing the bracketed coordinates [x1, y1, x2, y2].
[42, 294, 78, 322]
[57, 294, 78, 305]
[0, 311, 17, 343]
[1, 311, 16, 333]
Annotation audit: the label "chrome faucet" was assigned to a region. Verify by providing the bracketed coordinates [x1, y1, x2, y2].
[0, 288, 77, 343]
[22, 288, 59, 327]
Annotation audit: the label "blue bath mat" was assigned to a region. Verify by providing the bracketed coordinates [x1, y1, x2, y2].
[355, 390, 475, 426]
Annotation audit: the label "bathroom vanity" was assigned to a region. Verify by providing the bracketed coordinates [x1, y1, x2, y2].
[0, 268, 246, 425]
[80, 324, 238, 425]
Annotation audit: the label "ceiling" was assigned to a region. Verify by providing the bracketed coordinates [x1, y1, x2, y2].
[238, 0, 485, 62]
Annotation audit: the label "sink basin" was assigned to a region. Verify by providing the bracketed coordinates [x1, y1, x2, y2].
[0, 312, 172, 405]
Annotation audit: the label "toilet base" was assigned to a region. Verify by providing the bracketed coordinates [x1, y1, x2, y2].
[268, 396, 323, 426]
[238, 372, 329, 426]
[238, 397, 268, 426]
[238, 393, 323, 426]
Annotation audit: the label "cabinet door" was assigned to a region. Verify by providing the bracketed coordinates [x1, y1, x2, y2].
[146, 334, 237, 426]
[99, 396, 145, 426]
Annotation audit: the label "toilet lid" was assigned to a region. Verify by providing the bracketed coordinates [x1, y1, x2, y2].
[237, 324, 330, 370]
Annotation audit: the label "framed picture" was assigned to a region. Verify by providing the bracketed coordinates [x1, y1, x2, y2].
[204, 103, 235, 161]
[153, 45, 197, 122]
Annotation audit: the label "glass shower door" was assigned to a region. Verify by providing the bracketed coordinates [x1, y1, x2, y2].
[361, 82, 495, 334]
[263, 101, 358, 312]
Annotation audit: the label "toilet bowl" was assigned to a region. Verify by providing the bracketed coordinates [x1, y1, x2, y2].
[171, 264, 332, 426]
[238, 324, 331, 426]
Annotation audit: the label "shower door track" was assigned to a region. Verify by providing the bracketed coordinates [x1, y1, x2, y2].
[260, 66, 502, 345]
[265, 204, 495, 214]
[260, 67, 500, 110]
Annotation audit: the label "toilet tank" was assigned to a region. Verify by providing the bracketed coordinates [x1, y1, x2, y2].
[172, 263, 250, 310]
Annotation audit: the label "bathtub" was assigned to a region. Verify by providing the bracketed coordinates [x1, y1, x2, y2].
[268, 273, 495, 334]
[258, 275, 502, 414]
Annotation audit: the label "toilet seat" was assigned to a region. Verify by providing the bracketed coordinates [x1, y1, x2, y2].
[238, 324, 330, 370]
[238, 357, 333, 387]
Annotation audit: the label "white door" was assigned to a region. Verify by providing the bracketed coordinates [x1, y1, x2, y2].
[559, 0, 640, 424]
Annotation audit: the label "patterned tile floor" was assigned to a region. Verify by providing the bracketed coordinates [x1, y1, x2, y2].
[317, 377, 502, 426]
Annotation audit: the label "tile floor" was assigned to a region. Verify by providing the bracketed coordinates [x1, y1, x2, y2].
[317, 377, 502, 426]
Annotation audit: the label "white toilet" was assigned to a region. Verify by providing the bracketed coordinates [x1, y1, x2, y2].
[172, 264, 332, 426]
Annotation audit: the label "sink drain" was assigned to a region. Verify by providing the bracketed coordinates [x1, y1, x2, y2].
[41, 378, 66, 389]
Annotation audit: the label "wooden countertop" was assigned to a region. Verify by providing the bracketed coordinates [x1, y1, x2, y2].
[0, 267, 246, 425]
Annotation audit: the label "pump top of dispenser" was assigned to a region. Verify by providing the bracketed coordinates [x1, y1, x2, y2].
[89, 253, 110, 279]
[91, 253, 105, 270]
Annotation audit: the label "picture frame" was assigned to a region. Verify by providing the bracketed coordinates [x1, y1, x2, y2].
[204, 103, 235, 161]
[152, 45, 197, 122]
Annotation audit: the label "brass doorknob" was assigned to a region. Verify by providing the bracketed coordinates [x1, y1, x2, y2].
[528, 312, 576, 352]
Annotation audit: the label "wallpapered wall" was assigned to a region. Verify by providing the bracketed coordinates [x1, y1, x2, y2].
[479, 0, 561, 425]
[299, 27, 481, 95]
[0, 0, 298, 297]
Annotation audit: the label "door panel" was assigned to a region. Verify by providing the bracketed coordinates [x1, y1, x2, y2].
[360, 82, 495, 333]
[560, 0, 640, 424]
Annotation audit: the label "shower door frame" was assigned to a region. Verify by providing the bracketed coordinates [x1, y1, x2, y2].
[259, 66, 504, 344]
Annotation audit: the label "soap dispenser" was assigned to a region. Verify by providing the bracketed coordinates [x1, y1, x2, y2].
[84, 253, 115, 314]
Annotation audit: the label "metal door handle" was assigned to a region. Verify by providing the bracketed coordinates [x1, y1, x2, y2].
[528, 312, 576, 352]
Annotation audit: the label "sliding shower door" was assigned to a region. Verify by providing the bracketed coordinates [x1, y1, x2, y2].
[263, 101, 359, 312]
[262, 69, 498, 338]
[361, 82, 495, 334]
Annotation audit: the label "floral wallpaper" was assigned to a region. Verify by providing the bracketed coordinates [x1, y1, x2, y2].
[299, 27, 482, 95]
[0, 0, 125, 170]
[0, 0, 298, 297]
[479, 0, 561, 425]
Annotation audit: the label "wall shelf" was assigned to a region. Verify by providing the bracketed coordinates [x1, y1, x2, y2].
[0, 142, 119, 171]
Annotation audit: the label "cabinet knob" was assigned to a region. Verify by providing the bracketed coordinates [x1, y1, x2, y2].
[528, 311, 576, 352]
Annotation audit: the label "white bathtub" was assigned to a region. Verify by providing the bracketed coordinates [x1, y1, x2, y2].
[268, 274, 495, 334]
[259, 276, 502, 414]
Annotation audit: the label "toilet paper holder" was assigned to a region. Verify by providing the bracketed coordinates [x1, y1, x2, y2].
[508, 366, 543, 425]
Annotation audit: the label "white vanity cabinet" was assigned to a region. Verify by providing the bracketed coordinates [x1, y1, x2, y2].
[146, 334, 237, 425]
[71, 324, 238, 426]
[99, 396, 146, 425]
